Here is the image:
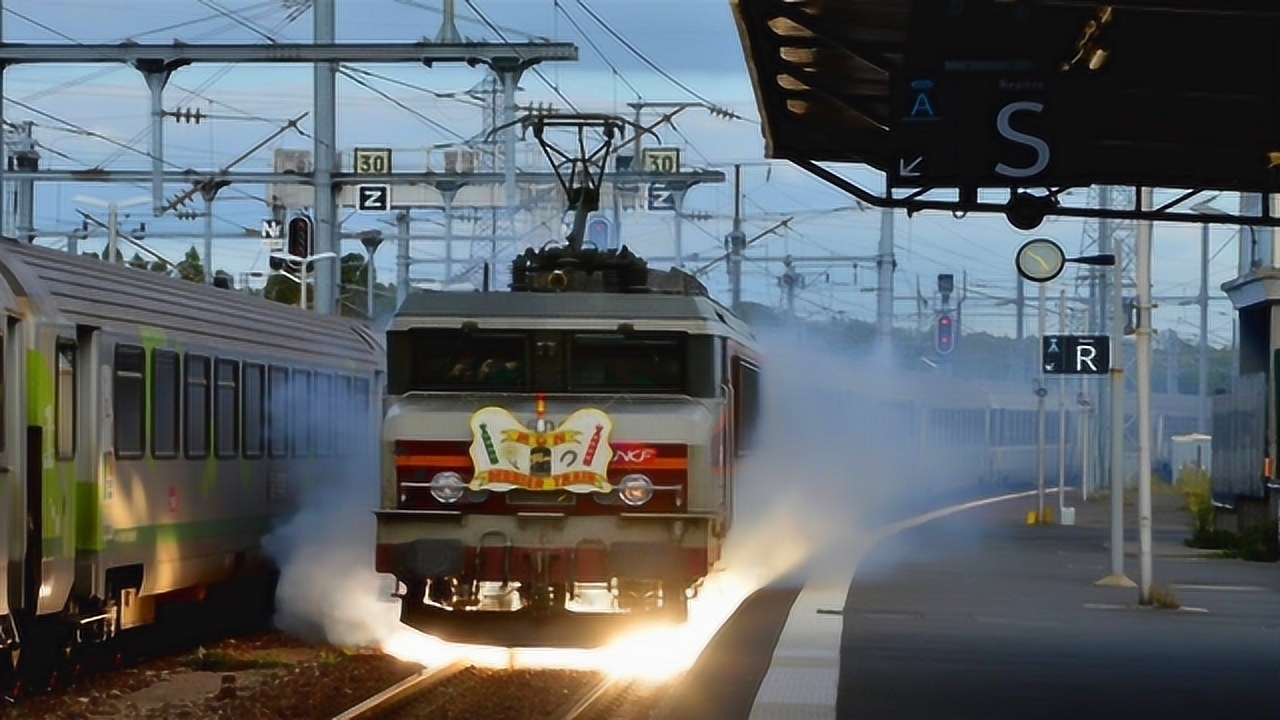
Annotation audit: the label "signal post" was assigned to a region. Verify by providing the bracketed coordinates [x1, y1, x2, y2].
[1014, 239, 1116, 529]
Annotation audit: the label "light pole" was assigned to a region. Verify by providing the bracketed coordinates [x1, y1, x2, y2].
[1190, 197, 1224, 434]
[359, 230, 385, 319]
[73, 195, 149, 263]
[1134, 186, 1155, 605]
[270, 251, 337, 310]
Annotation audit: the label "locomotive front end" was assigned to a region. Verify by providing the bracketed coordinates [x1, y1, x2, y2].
[372, 295, 754, 646]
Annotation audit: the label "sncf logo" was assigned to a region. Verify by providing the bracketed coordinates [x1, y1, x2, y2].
[614, 447, 658, 464]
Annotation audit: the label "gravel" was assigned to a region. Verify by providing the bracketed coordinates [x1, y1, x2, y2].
[3, 631, 422, 720]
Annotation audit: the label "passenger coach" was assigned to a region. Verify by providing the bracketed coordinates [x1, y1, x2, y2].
[0, 238, 383, 680]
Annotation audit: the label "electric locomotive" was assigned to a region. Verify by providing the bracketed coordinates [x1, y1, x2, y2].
[373, 114, 761, 646]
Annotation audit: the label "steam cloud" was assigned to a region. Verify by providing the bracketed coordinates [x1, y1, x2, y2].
[262, 313, 403, 648]
[720, 325, 926, 588]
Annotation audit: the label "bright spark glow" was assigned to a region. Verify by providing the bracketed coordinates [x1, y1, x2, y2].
[379, 516, 816, 681]
[379, 562, 802, 682]
[379, 571, 756, 681]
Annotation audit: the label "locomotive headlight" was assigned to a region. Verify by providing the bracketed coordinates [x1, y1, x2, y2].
[618, 474, 654, 506]
[429, 471, 467, 504]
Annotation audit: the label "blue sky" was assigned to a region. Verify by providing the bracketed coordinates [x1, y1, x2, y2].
[0, 0, 1245, 346]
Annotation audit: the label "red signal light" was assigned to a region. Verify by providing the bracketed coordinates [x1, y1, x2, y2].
[936, 313, 955, 355]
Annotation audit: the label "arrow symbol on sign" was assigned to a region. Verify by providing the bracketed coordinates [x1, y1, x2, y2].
[899, 156, 922, 177]
[1045, 363, 1055, 372]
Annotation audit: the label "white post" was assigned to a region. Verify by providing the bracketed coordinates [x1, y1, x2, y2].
[299, 260, 308, 310]
[1058, 287, 1067, 517]
[1098, 190, 1134, 588]
[1135, 186, 1155, 604]
[1081, 378, 1091, 501]
[1036, 282, 1047, 523]
[1198, 222, 1210, 432]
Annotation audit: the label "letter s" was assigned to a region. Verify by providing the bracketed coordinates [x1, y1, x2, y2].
[994, 101, 1050, 179]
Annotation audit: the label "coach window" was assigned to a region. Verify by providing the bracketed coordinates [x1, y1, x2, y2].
[354, 377, 371, 442]
[335, 375, 353, 458]
[185, 354, 211, 459]
[243, 363, 265, 459]
[56, 341, 76, 459]
[292, 369, 312, 457]
[268, 365, 289, 459]
[314, 372, 332, 457]
[151, 349, 180, 458]
[113, 345, 146, 459]
[214, 359, 240, 459]
[731, 357, 760, 456]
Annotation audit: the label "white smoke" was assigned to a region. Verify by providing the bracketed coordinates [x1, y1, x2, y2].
[262, 312, 403, 648]
[261, 449, 401, 647]
[720, 324, 931, 588]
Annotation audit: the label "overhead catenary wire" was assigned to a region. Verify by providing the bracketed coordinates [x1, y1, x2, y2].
[553, 0, 642, 100]
[464, 0, 581, 114]
[573, 0, 752, 123]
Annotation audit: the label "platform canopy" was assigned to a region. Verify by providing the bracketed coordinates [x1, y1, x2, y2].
[730, 0, 1280, 194]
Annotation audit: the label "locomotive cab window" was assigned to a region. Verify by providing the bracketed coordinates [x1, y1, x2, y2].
[568, 333, 685, 393]
[387, 329, 529, 393]
[732, 357, 761, 455]
[113, 345, 146, 459]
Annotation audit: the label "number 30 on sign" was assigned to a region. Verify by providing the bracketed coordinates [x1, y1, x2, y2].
[353, 147, 391, 175]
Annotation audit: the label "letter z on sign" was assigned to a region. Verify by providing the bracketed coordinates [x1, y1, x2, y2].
[357, 184, 390, 213]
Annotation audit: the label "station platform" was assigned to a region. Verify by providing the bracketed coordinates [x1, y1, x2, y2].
[657, 487, 1280, 720]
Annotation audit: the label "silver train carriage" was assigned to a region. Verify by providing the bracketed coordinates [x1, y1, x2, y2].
[815, 366, 1200, 499]
[374, 289, 761, 643]
[0, 238, 383, 675]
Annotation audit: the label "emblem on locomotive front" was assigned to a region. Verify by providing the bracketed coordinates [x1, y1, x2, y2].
[468, 407, 614, 492]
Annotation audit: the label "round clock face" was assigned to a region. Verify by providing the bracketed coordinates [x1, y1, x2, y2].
[1015, 238, 1066, 283]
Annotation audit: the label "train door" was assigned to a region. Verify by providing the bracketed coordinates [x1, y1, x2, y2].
[0, 318, 15, 627]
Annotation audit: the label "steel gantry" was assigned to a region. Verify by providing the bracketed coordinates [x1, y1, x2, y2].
[0, 0, 579, 313]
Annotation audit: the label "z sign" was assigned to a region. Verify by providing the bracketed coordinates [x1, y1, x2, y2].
[357, 184, 390, 213]
[647, 183, 676, 212]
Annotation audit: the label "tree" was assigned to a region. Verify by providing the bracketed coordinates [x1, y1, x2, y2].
[262, 251, 397, 317]
[175, 246, 205, 284]
[127, 252, 168, 274]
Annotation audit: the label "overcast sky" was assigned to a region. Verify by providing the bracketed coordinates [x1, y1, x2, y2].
[0, 0, 1246, 346]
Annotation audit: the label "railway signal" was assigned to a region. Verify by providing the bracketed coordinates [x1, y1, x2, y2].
[278, 215, 314, 272]
[935, 313, 955, 355]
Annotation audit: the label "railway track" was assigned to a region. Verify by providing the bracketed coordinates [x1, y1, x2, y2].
[333, 664, 675, 720]
[332, 660, 470, 720]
